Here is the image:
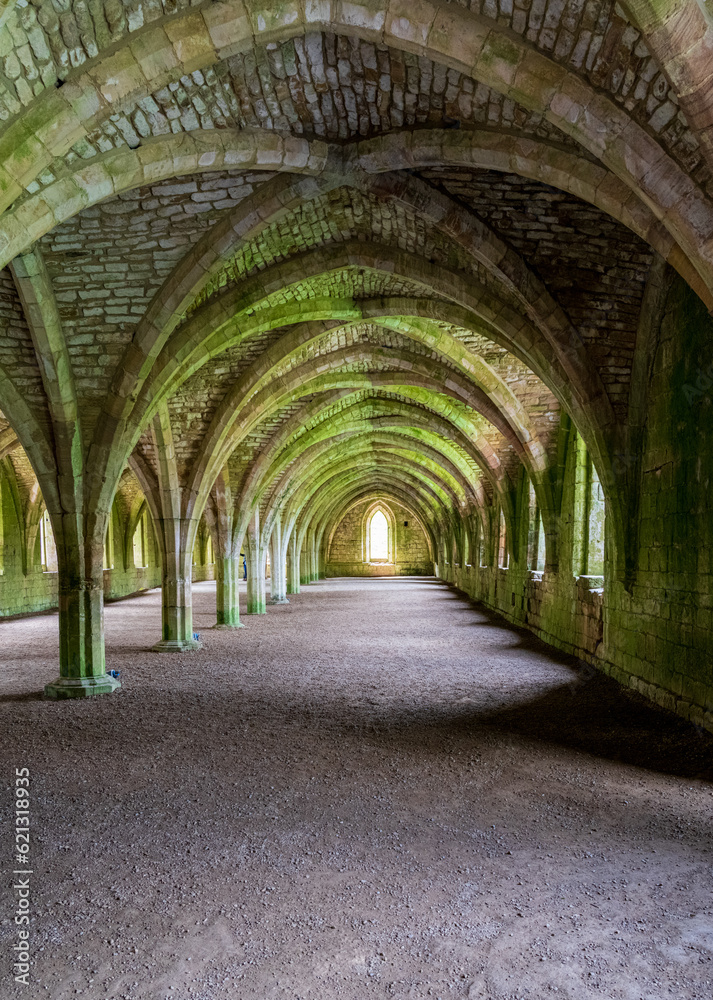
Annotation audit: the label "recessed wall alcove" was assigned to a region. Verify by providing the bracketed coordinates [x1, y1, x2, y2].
[326, 496, 433, 577]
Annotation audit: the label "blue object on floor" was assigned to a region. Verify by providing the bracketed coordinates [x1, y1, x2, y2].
[193, 632, 200, 641]
[108, 669, 120, 679]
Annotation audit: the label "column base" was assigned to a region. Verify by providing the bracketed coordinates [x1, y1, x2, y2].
[151, 639, 202, 652]
[269, 596, 290, 604]
[212, 622, 246, 629]
[44, 674, 121, 699]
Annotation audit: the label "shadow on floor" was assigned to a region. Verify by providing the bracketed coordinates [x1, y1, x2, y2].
[0, 689, 46, 703]
[249, 680, 711, 784]
[409, 590, 713, 780]
[475, 673, 713, 782]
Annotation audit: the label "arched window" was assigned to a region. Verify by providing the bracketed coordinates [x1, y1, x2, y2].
[133, 509, 148, 568]
[587, 461, 605, 576]
[498, 508, 509, 569]
[361, 501, 396, 565]
[535, 514, 546, 573]
[478, 517, 488, 567]
[104, 515, 114, 570]
[40, 509, 57, 573]
[369, 510, 389, 562]
[573, 433, 606, 578]
[527, 480, 546, 573]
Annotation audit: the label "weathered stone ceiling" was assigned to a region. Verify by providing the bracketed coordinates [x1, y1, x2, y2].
[190, 185, 502, 311]
[38, 169, 276, 405]
[65, 41, 580, 159]
[0, 268, 45, 403]
[1, 4, 705, 190]
[0, 0, 711, 561]
[168, 318, 553, 481]
[419, 166, 655, 417]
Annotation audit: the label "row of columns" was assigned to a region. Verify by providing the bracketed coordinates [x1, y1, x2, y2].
[156, 514, 325, 649]
[43, 503, 325, 697]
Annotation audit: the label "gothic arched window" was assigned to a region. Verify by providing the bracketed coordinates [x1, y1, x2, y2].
[369, 509, 389, 562]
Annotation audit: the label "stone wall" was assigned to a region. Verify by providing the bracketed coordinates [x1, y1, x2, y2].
[0, 480, 214, 618]
[326, 498, 433, 577]
[442, 276, 713, 733]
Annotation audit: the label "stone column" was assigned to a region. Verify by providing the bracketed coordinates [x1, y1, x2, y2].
[206, 469, 244, 628]
[300, 535, 311, 586]
[11, 253, 119, 698]
[44, 513, 121, 699]
[214, 549, 244, 627]
[153, 517, 200, 651]
[269, 517, 289, 604]
[246, 512, 266, 614]
[286, 531, 300, 595]
[316, 528, 327, 579]
[147, 407, 200, 651]
[308, 533, 319, 582]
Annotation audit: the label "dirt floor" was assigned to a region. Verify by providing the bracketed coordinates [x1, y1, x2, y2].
[1, 576, 712, 1000]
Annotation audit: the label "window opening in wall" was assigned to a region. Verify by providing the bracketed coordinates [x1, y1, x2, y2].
[0, 474, 4, 576]
[587, 459, 605, 576]
[104, 520, 114, 570]
[573, 433, 606, 580]
[498, 508, 509, 569]
[40, 509, 58, 573]
[478, 520, 488, 567]
[527, 480, 545, 573]
[369, 510, 389, 562]
[133, 511, 148, 569]
[536, 512, 546, 573]
[206, 534, 214, 565]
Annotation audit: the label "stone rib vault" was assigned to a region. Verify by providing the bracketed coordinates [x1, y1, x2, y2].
[0, 0, 711, 729]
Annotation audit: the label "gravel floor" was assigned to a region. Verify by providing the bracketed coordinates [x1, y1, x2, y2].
[1, 576, 712, 1000]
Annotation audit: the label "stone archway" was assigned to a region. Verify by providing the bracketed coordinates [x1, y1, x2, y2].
[363, 500, 396, 566]
[325, 496, 432, 578]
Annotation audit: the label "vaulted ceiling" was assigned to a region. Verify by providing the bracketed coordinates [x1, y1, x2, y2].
[0, 0, 710, 562]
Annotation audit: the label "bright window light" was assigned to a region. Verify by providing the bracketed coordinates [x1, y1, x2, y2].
[370, 510, 389, 561]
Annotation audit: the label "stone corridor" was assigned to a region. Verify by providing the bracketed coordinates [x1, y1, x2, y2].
[2, 578, 712, 1000]
[0, 0, 713, 728]
[2, 0, 713, 993]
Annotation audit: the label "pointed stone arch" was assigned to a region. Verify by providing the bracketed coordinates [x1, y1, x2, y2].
[362, 499, 396, 566]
